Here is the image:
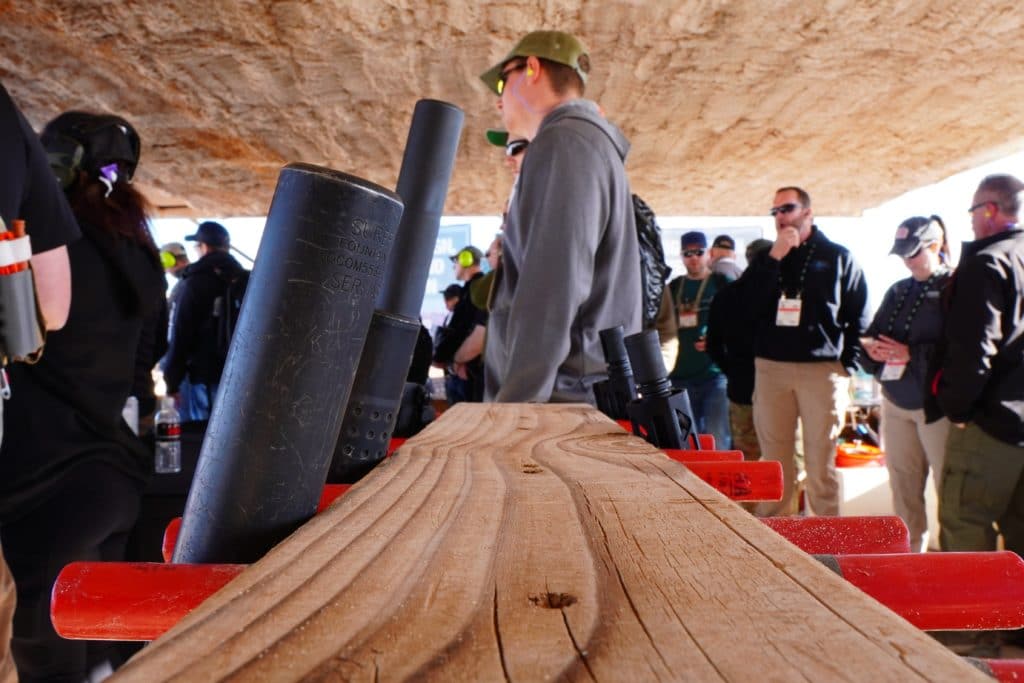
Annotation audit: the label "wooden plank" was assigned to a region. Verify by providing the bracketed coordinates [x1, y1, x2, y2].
[112, 403, 984, 681]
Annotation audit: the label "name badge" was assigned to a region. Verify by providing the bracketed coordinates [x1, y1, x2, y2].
[776, 297, 802, 327]
[881, 361, 907, 381]
[678, 310, 698, 328]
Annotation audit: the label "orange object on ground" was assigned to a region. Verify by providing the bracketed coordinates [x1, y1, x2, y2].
[836, 442, 885, 467]
[762, 515, 911, 555]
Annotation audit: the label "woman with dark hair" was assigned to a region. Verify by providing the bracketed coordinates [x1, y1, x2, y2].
[0, 111, 167, 681]
[861, 215, 952, 552]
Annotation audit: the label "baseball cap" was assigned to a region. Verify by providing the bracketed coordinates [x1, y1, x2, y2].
[712, 234, 736, 250]
[449, 246, 484, 267]
[745, 238, 773, 263]
[441, 284, 462, 300]
[480, 30, 590, 95]
[161, 242, 187, 259]
[890, 216, 943, 257]
[185, 221, 230, 248]
[680, 231, 708, 249]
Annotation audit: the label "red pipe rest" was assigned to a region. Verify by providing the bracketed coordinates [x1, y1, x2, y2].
[52, 561, 246, 641]
[615, 419, 715, 449]
[761, 515, 911, 555]
[663, 449, 743, 463]
[817, 551, 1024, 631]
[161, 483, 351, 562]
[967, 658, 1024, 682]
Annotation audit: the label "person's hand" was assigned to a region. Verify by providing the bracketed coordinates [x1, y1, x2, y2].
[861, 337, 887, 362]
[453, 361, 468, 380]
[769, 227, 801, 260]
[874, 334, 910, 363]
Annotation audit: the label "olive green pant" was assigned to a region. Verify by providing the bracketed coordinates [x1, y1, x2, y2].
[939, 423, 1024, 554]
[0, 545, 13, 683]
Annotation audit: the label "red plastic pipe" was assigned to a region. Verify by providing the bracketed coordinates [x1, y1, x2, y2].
[685, 461, 783, 502]
[614, 419, 715, 450]
[968, 658, 1024, 682]
[161, 484, 352, 562]
[52, 561, 246, 641]
[817, 551, 1024, 631]
[761, 516, 911, 555]
[664, 449, 743, 463]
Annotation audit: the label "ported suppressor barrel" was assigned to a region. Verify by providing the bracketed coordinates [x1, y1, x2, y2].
[328, 99, 464, 483]
[593, 325, 637, 420]
[174, 164, 403, 564]
[623, 329, 696, 450]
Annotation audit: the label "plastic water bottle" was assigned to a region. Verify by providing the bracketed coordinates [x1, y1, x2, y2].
[154, 395, 182, 474]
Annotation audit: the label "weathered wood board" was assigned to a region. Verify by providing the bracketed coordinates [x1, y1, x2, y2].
[112, 403, 985, 681]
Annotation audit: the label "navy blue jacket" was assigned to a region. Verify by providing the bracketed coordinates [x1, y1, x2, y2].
[862, 271, 950, 410]
[937, 229, 1024, 446]
[162, 249, 245, 393]
[748, 226, 869, 374]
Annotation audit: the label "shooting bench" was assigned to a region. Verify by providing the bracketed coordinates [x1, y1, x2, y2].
[111, 402, 984, 681]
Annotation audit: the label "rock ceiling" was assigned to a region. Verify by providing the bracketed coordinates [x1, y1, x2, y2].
[1, 1, 1023, 218]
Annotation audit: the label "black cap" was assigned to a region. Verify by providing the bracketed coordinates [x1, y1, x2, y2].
[441, 284, 462, 299]
[185, 221, 230, 248]
[890, 216, 943, 258]
[712, 234, 735, 250]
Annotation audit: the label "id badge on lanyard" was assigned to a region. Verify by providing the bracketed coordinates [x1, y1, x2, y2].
[881, 361, 907, 381]
[678, 308, 699, 328]
[776, 296, 802, 327]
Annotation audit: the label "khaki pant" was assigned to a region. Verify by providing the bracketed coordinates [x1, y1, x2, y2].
[940, 422, 1024, 553]
[729, 402, 760, 461]
[753, 358, 850, 516]
[0, 545, 14, 683]
[880, 397, 949, 552]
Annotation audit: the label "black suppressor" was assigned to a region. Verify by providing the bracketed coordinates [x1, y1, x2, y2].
[593, 325, 637, 420]
[622, 329, 697, 450]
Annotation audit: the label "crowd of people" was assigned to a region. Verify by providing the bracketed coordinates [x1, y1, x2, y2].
[0, 26, 1022, 681]
[446, 30, 1023, 569]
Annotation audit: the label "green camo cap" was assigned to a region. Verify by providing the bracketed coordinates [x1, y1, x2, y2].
[485, 129, 509, 146]
[480, 30, 590, 95]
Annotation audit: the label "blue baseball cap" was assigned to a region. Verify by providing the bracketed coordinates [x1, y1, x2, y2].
[680, 231, 708, 249]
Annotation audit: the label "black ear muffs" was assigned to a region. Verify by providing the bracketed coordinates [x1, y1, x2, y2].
[41, 112, 142, 188]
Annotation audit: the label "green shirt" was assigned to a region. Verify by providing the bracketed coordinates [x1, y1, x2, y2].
[669, 273, 729, 381]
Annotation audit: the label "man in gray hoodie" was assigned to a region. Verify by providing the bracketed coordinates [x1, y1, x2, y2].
[479, 30, 641, 402]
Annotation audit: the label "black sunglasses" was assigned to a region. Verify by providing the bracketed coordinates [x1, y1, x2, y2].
[496, 62, 527, 95]
[683, 249, 706, 257]
[506, 140, 528, 157]
[770, 202, 803, 217]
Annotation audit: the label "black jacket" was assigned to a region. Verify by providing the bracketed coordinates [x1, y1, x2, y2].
[936, 229, 1024, 446]
[0, 221, 167, 519]
[163, 249, 245, 392]
[748, 226, 869, 373]
[706, 265, 759, 404]
[862, 270, 950, 411]
[432, 272, 487, 365]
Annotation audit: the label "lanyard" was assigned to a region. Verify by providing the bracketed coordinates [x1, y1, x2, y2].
[682, 275, 712, 311]
[778, 241, 816, 297]
[883, 270, 944, 339]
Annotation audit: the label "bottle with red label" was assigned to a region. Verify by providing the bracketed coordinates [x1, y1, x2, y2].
[154, 395, 182, 473]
